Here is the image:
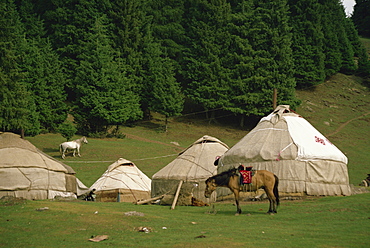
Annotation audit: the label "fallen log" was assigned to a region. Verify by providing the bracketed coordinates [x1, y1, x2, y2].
[135, 194, 165, 205]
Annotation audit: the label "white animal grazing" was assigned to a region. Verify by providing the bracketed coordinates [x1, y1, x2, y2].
[59, 136, 88, 159]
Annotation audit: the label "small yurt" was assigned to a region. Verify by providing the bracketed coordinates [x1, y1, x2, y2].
[218, 105, 351, 196]
[151, 135, 229, 204]
[0, 132, 85, 200]
[90, 158, 151, 202]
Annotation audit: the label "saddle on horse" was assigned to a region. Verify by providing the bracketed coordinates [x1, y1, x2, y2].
[238, 165, 253, 185]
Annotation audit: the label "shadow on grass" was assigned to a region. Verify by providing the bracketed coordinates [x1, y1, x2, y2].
[43, 147, 59, 153]
[205, 210, 273, 216]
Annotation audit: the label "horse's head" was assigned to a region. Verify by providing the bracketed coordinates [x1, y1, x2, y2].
[204, 177, 217, 198]
[82, 136, 88, 144]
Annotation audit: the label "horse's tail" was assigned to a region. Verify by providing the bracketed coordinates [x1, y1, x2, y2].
[59, 144, 62, 154]
[274, 174, 280, 206]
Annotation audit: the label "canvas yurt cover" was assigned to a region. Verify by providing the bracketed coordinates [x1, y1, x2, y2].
[151, 135, 229, 204]
[0, 132, 82, 200]
[90, 158, 151, 202]
[218, 105, 351, 196]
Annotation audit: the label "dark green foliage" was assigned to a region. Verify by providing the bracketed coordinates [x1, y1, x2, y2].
[57, 121, 77, 141]
[224, 0, 299, 119]
[0, 0, 40, 136]
[144, 41, 184, 120]
[288, 0, 325, 87]
[108, 0, 163, 119]
[336, 5, 356, 75]
[0, 71, 40, 136]
[1, 0, 367, 135]
[16, 0, 68, 132]
[73, 15, 142, 135]
[182, 0, 233, 117]
[319, 0, 342, 77]
[149, 0, 186, 67]
[352, 0, 370, 38]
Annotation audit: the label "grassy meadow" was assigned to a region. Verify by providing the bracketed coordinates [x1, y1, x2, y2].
[1, 194, 369, 248]
[1, 71, 370, 247]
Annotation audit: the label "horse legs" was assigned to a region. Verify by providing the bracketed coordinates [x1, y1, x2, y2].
[232, 189, 242, 215]
[61, 149, 66, 159]
[264, 188, 277, 214]
[77, 147, 81, 157]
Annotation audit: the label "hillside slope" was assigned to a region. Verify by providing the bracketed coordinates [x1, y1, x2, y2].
[26, 74, 369, 187]
[295, 73, 370, 184]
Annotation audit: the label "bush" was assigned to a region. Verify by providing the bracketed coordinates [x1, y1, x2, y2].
[57, 122, 77, 141]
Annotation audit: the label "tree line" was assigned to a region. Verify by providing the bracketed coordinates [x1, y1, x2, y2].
[1, 0, 369, 137]
[352, 0, 370, 38]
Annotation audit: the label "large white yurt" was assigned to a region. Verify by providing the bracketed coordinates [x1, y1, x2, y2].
[218, 105, 351, 196]
[0, 132, 87, 200]
[90, 158, 151, 202]
[151, 135, 229, 204]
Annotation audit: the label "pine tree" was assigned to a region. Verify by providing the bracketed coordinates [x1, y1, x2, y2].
[149, 0, 186, 60]
[37, 0, 110, 99]
[108, 0, 154, 117]
[288, 0, 325, 87]
[0, 0, 40, 136]
[73, 15, 142, 135]
[17, 0, 68, 132]
[148, 0, 187, 82]
[144, 42, 184, 131]
[336, 3, 356, 74]
[347, 4, 370, 77]
[352, 0, 370, 38]
[182, 0, 233, 121]
[318, 0, 342, 77]
[241, 0, 298, 114]
[224, 0, 260, 124]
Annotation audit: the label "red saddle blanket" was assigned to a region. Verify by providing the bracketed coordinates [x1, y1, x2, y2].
[240, 170, 252, 184]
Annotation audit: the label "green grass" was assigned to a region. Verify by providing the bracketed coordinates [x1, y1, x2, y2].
[1, 194, 369, 248]
[27, 121, 249, 186]
[4, 72, 370, 247]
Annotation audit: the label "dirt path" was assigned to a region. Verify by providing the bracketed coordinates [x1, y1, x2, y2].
[327, 111, 370, 137]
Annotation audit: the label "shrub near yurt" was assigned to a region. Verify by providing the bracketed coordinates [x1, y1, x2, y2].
[218, 105, 351, 196]
[0, 132, 86, 200]
[151, 135, 229, 205]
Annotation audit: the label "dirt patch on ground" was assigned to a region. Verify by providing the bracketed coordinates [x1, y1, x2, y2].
[0, 196, 27, 206]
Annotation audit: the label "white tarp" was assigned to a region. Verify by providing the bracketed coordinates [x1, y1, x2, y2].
[90, 158, 151, 193]
[284, 116, 348, 164]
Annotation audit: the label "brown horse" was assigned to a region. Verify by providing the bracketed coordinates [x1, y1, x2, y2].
[205, 168, 279, 215]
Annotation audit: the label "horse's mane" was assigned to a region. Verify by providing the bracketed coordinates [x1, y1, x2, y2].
[207, 168, 238, 185]
[212, 168, 237, 178]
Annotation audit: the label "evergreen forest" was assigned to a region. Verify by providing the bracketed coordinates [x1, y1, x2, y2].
[1, 0, 369, 137]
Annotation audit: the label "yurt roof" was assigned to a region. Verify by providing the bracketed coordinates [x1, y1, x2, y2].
[220, 105, 347, 167]
[179, 135, 229, 155]
[90, 158, 151, 192]
[152, 135, 229, 181]
[0, 132, 75, 174]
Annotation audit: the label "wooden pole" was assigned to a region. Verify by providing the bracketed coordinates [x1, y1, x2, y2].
[171, 180, 183, 210]
[273, 88, 277, 110]
[135, 194, 165, 205]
